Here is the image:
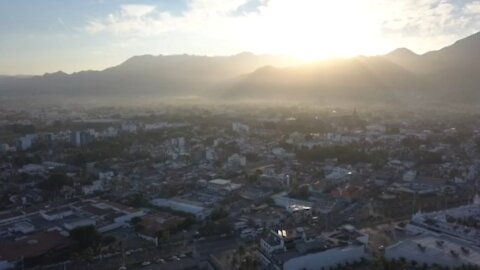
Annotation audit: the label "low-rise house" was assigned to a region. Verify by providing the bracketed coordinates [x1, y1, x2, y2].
[40, 207, 73, 221]
[208, 179, 242, 195]
[135, 212, 185, 246]
[151, 197, 212, 220]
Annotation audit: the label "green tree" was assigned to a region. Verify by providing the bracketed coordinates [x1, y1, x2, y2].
[210, 207, 228, 221]
[70, 225, 102, 252]
[38, 173, 68, 192]
[288, 185, 310, 199]
[161, 230, 170, 242]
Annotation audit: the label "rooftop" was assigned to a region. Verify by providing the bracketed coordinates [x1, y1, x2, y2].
[0, 230, 71, 261]
[209, 179, 231, 185]
[387, 235, 480, 267]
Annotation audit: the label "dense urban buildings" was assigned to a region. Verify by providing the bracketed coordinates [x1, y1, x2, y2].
[2, 0, 480, 269]
[0, 105, 479, 269]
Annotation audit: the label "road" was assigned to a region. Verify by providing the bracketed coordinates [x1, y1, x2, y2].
[37, 241, 192, 270]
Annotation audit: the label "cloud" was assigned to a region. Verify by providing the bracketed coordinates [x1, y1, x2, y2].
[464, 1, 480, 14]
[84, 0, 480, 56]
[379, 0, 472, 36]
[120, 4, 156, 18]
[85, 0, 255, 37]
[57, 17, 74, 33]
[231, 0, 268, 16]
[85, 4, 172, 35]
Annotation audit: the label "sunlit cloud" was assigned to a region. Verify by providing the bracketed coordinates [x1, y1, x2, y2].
[1, 0, 480, 74]
[380, 0, 469, 36]
[120, 4, 156, 18]
[84, 0, 480, 59]
[464, 1, 480, 14]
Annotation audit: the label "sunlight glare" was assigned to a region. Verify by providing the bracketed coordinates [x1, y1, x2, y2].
[248, 0, 383, 60]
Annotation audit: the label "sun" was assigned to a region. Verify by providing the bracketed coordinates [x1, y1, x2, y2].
[245, 0, 383, 60]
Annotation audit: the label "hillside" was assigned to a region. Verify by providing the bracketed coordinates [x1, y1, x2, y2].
[0, 32, 479, 106]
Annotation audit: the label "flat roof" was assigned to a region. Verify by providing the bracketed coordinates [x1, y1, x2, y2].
[209, 179, 231, 185]
[0, 231, 71, 261]
[43, 207, 71, 216]
[0, 211, 24, 222]
[387, 235, 480, 266]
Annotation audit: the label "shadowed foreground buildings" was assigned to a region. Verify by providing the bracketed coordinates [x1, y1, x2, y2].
[1, 105, 480, 269]
[256, 225, 368, 270]
[385, 235, 480, 268]
[383, 197, 480, 269]
[0, 230, 71, 269]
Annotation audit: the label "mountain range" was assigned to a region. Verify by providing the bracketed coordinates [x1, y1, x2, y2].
[1, 32, 479, 106]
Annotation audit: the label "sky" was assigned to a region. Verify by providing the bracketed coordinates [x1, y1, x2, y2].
[1, 0, 479, 75]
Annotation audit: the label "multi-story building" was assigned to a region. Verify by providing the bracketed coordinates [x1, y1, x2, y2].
[150, 197, 212, 220]
[385, 235, 480, 268]
[405, 195, 480, 246]
[385, 195, 480, 268]
[70, 130, 95, 147]
[16, 134, 35, 151]
[256, 225, 368, 270]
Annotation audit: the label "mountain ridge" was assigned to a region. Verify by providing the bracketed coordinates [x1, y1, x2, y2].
[0, 31, 479, 106]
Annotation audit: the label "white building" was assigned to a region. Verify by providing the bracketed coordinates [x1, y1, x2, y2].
[93, 202, 145, 224]
[64, 218, 96, 231]
[272, 147, 286, 157]
[0, 261, 13, 270]
[11, 221, 35, 234]
[272, 192, 313, 210]
[70, 130, 95, 147]
[365, 124, 386, 134]
[232, 122, 250, 133]
[402, 170, 417, 182]
[101, 127, 118, 138]
[150, 198, 211, 220]
[325, 167, 353, 180]
[205, 147, 217, 161]
[208, 179, 242, 194]
[257, 226, 368, 270]
[0, 144, 9, 153]
[16, 135, 35, 151]
[171, 137, 187, 154]
[282, 245, 366, 270]
[40, 207, 73, 221]
[18, 164, 47, 175]
[405, 198, 480, 246]
[385, 235, 480, 268]
[82, 180, 105, 195]
[228, 153, 246, 167]
[98, 171, 114, 180]
[121, 123, 138, 133]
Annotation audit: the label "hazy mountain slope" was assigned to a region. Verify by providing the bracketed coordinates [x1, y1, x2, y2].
[0, 53, 295, 99]
[221, 31, 480, 104]
[383, 48, 426, 74]
[219, 55, 426, 104]
[383, 32, 480, 74]
[423, 32, 480, 70]
[421, 32, 480, 102]
[0, 32, 479, 105]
